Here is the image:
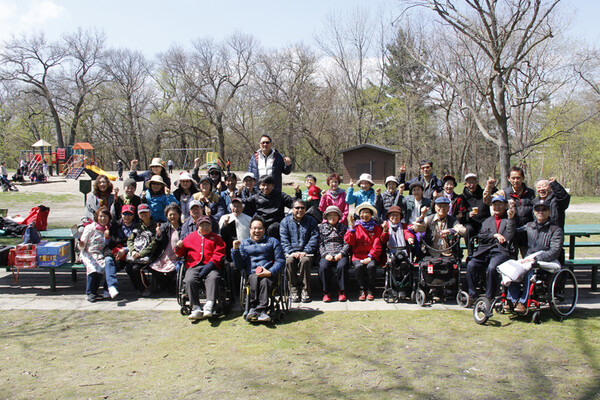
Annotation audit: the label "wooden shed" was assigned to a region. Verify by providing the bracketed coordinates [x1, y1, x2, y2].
[338, 144, 400, 184]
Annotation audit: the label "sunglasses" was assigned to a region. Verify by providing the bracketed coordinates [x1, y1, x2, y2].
[122, 212, 134, 216]
[260, 141, 271, 145]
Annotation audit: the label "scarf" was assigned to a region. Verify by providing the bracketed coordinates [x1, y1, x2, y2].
[328, 188, 344, 201]
[357, 219, 377, 231]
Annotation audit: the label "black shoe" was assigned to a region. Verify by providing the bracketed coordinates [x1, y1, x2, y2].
[86, 294, 96, 303]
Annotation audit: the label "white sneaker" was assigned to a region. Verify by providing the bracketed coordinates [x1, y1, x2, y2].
[203, 301, 214, 318]
[102, 290, 110, 299]
[188, 307, 204, 320]
[108, 286, 119, 299]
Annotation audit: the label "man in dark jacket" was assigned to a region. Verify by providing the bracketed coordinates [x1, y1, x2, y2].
[398, 159, 443, 200]
[506, 198, 564, 313]
[242, 175, 297, 239]
[280, 200, 319, 303]
[247, 134, 292, 191]
[458, 173, 491, 255]
[535, 178, 570, 229]
[466, 195, 516, 300]
[483, 166, 535, 257]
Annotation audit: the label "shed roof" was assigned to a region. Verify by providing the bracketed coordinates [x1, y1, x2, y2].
[338, 143, 400, 155]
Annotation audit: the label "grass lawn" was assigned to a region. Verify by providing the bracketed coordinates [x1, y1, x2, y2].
[1, 309, 599, 399]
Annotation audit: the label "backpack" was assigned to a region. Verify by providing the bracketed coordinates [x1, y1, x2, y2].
[126, 229, 154, 264]
[23, 223, 41, 244]
[20, 205, 50, 231]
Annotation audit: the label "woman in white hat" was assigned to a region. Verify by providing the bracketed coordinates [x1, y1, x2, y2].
[173, 171, 198, 219]
[144, 175, 179, 223]
[344, 202, 383, 301]
[345, 173, 377, 210]
[129, 157, 172, 190]
[318, 205, 351, 302]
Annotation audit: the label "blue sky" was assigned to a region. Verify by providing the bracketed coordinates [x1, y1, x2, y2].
[0, 0, 597, 56]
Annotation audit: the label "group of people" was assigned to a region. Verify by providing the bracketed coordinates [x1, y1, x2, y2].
[76, 134, 571, 322]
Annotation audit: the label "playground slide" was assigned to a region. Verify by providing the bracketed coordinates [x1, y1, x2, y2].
[86, 165, 118, 181]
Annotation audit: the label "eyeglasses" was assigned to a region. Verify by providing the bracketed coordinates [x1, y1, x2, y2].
[210, 172, 220, 176]
[260, 141, 271, 145]
[534, 208, 549, 212]
[122, 212, 134, 216]
[293, 206, 306, 210]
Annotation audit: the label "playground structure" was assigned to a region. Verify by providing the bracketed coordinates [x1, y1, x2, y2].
[61, 142, 116, 181]
[160, 148, 226, 173]
[19, 140, 55, 178]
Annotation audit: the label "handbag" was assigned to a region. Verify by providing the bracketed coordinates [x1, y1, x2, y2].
[23, 222, 41, 244]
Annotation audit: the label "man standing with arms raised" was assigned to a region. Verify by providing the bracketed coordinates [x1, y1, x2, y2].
[248, 134, 292, 191]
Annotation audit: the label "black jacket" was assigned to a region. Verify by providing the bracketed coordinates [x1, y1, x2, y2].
[473, 214, 516, 258]
[525, 220, 563, 262]
[459, 185, 490, 229]
[242, 189, 295, 228]
[534, 180, 570, 229]
[503, 185, 535, 228]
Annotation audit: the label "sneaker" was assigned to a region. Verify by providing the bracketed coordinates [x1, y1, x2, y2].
[358, 291, 366, 301]
[86, 294, 96, 303]
[503, 302, 512, 312]
[246, 308, 258, 321]
[291, 287, 301, 303]
[366, 291, 374, 301]
[203, 301, 214, 318]
[188, 308, 204, 320]
[108, 286, 119, 299]
[323, 292, 331, 303]
[338, 292, 347, 302]
[257, 311, 271, 322]
[301, 289, 311, 303]
[514, 302, 527, 313]
[141, 287, 152, 297]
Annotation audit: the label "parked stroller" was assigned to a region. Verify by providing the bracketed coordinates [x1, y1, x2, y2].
[413, 235, 469, 307]
[382, 245, 414, 303]
[1, 176, 18, 192]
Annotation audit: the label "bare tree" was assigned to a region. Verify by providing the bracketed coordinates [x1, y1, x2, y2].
[400, 0, 562, 187]
[0, 33, 68, 147]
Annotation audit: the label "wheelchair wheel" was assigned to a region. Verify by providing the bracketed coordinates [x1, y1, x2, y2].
[549, 269, 578, 318]
[280, 274, 291, 313]
[456, 290, 470, 308]
[383, 288, 398, 303]
[239, 275, 249, 313]
[473, 297, 491, 325]
[415, 289, 426, 307]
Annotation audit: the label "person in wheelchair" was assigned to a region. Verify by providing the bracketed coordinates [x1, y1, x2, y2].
[412, 197, 466, 259]
[175, 215, 226, 320]
[232, 216, 285, 323]
[381, 206, 415, 298]
[504, 198, 563, 314]
[466, 195, 516, 302]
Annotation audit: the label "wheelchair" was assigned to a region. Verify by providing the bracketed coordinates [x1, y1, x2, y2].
[382, 245, 414, 303]
[473, 264, 578, 324]
[239, 270, 291, 323]
[176, 262, 233, 317]
[413, 235, 470, 307]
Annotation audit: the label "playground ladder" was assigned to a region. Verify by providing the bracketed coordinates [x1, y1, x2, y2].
[65, 166, 85, 180]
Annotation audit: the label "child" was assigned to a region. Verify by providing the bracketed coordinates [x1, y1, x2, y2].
[375, 176, 404, 218]
[294, 174, 321, 208]
[319, 172, 349, 223]
[112, 178, 142, 221]
[220, 172, 238, 212]
[143, 175, 178, 223]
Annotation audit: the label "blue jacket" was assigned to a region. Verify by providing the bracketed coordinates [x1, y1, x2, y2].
[232, 235, 285, 276]
[279, 214, 319, 256]
[247, 149, 292, 190]
[144, 191, 178, 223]
[345, 187, 376, 208]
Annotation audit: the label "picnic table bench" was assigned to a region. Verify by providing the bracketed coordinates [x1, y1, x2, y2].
[564, 224, 600, 291]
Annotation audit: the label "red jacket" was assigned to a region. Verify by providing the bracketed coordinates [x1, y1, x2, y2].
[175, 231, 226, 269]
[344, 223, 383, 262]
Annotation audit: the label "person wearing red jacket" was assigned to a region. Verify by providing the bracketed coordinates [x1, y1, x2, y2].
[344, 203, 383, 301]
[175, 215, 226, 320]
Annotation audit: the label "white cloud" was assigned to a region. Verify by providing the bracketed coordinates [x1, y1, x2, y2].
[0, 1, 65, 43]
[20, 1, 64, 25]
